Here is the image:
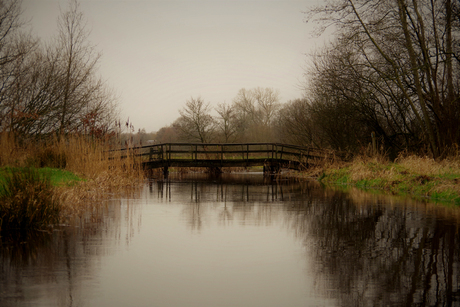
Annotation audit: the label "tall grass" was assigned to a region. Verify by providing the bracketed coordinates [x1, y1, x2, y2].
[0, 168, 59, 235]
[318, 151, 460, 205]
[0, 132, 144, 224]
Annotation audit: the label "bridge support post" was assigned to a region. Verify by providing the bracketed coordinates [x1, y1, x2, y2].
[163, 166, 169, 178]
[263, 163, 280, 178]
[207, 166, 222, 175]
[263, 164, 269, 175]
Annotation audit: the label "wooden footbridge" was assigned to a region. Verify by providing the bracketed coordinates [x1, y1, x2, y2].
[115, 142, 334, 177]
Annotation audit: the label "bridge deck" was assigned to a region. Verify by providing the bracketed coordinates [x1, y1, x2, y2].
[143, 158, 301, 169]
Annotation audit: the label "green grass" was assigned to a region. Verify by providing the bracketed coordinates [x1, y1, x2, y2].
[0, 168, 61, 235]
[38, 167, 83, 186]
[317, 158, 460, 206]
[0, 167, 83, 189]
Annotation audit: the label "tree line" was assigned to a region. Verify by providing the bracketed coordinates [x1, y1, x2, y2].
[0, 0, 117, 140]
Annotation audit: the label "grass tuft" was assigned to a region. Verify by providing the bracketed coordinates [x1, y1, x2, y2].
[0, 168, 60, 235]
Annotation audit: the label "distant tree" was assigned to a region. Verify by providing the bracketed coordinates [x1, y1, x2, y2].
[155, 125, 179, 143]
[232, 87, 280, 142]
[233, 87, 280, 127]
[173, 97, 216, 143]
[215, 102, 237, 143]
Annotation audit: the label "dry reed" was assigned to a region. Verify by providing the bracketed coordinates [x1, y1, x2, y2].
[317, 150, 460, 205]
[0, 132, 145, 221]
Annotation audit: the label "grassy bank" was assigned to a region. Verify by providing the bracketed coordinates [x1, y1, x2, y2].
[311, 154, 460, 206]
[0, 133, 144, 236]
[0, 167, 83, 189]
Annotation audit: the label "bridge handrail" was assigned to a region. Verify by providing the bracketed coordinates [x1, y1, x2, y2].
[109, 142, 347, 160]
[108, 142, 345, 165]
[113, 142, 316, 153]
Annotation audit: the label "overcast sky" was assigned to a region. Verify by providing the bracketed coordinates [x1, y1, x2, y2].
[21, 0, 327, 132]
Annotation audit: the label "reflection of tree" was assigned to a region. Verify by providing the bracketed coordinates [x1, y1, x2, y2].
[218, 204, 233, 226]
[286, 189, 460, 306]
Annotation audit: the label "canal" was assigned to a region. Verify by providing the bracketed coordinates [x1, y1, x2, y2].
[1, 173, 459, 306]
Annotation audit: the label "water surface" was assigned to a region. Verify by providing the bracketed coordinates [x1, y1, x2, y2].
[1, 173, 459, 306]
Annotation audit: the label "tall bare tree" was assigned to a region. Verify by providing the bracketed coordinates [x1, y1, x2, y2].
[214, 102, 237, 143]
[307, 0, 460, 157]
[55, 0, 103, 136]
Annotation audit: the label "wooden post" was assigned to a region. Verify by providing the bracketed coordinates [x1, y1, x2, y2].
[149, 147, 153, 161]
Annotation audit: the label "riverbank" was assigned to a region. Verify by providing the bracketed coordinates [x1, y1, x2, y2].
[0, 134, 145, 235]
[302, 154, 460, 206]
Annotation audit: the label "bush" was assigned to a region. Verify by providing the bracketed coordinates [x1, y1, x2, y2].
[0, 168, 60, 235]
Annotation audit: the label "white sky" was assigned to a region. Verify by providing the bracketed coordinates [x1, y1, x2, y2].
[21, 0, 327, 132]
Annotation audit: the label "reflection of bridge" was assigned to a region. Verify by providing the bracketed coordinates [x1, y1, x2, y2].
[120, 142, 330, 176]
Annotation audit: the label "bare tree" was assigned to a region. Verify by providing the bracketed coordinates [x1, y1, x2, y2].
[54, 0, 104, 136]
[173, 97, 216, 143]
[233, 87, 280, 127]
[0, 0, 37, 132]
[2, 0, 118, 138]
[307, 0, 460, 157]
[232, 87, 280, 142]
[215, 102, 237, 143]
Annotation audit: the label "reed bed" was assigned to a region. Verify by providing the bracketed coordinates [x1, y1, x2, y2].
[0, 132, 145, 232]
[50, 137, 144, 218]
